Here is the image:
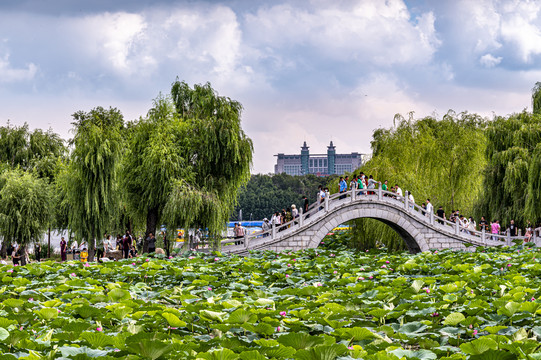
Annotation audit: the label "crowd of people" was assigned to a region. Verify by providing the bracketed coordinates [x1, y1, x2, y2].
[258, 173, 537, 244]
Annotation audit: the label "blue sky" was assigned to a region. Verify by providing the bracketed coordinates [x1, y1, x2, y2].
[1, 0, 540, 173]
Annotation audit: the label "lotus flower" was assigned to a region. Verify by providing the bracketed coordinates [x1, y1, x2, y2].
[280, 311, 286, 316]
[473, 329, 478, 336]
[207, 287, 212, 291]
[145, 258, 150, 262]
[276, 326, 281, 332]
[285, 274, 289, 278]
[214, 257, 219, 261]
[96, 327, 103, 332]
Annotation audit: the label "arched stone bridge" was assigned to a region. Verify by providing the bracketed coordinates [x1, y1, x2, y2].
[220, 188, 531, 256]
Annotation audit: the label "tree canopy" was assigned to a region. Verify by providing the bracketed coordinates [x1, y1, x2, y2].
[124, 81, 253, 250]
[58, 107, 124, 257]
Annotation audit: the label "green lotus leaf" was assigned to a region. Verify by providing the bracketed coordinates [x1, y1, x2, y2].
[0, 327, 9, 341]
[57, 346, 111, 358]
[2, 299, 23, 308]
[396, 321, 429, 335]
[34, 308, 59, 321]
[80, 331, 113, 348]
[162, 312, 187, 327]
[200, 310, 227, 323]
[239, 350, 267, 360]
[277, 332, 324, 350]
[227, 309, 257, 324]
[460, 337, 498, 355]
[483, 326, 508, 335]
[467, 349, 517, 360]
[496, 301, 520, 317]
[262, 345, 296, 358]
[294, 344, 348, 360]
[107, 288, 131, 302]
[73, 305, 101, 319]
[443, 312, 465, 326]
[197, 348, 238, 360]
[411, 279, 424, 293]
[254, 298, 275, 307]
[389, 349, 437, 359]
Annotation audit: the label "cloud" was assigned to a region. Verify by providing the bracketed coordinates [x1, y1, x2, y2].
[479, 53, 502, 68]
[244, 0, 441, 67]
[0, 52, 37, 83]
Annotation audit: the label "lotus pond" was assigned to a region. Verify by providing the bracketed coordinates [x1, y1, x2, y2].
[0, 245, 541, 359]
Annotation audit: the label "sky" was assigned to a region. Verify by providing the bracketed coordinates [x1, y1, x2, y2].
[0, 0, 540, 174]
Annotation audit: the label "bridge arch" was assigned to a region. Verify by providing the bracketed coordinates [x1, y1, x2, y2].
[307, 202, 428, 253]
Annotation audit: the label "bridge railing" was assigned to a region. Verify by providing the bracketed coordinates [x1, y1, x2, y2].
[219, 185, 537, 251]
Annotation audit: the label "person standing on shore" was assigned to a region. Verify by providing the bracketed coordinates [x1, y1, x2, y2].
[60, 237, 67, 262]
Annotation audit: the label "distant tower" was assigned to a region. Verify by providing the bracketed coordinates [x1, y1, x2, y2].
[327, 141, 336, 175]
[301, 141, 309, 175]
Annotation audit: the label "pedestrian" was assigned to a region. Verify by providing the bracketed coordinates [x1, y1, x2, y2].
[12, 247, 20, 266]
[425, 199, 433, 217]
[262, 218, 271, 236]
[122, 233, 132, 259]
[479, 216, 489, 232]
[234, 223, 245, 244]
[291, 204, 298, 218]
[408, 191, 415, 209]
[96, 233, 106, 263]
[35, 243, 41, 262]
[436, 206, 445, 223]
[60, 237, 67, 262]
[357, 176, 366, 195]
[367, 175, 378, 194]
[491, 220, 500, 241]
[80, 247, 88, 263]
[339, 177, 347, 199]
[382, 180, 388, 193]
[146, 233, 156, 253]
[395, 184, 403, 199]
[509, 219, 516, 237]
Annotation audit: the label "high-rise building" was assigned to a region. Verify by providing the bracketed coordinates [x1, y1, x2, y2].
[274, 141, 363, 176]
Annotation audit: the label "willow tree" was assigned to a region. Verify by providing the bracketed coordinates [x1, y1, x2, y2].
[59, 107, 124, 259]
[346, 111, 487, 251]
[124, 81, 252, 251]
[0, 170, 51, 265]
[533, 82, 541, 115]
[477, 110, 541, 227]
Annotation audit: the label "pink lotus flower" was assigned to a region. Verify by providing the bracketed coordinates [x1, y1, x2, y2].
[96, 327, 102, 332]
[532, 297, 536, 301]
[6, 269, 13, 273]
[348, 346, 354, 350]
[132, 263, 135, 265]
[287, 264, 291, 267]
[473, 329, 478, 336]
[207, 287, 212, 291]
[425, 288, 430, 294]
[168, 256, 172, 259]
[358, 277, 365, 280]
[28, 298, 33, 301]
[360, 268, 365, 271]
[381, 265, 387, 268]
[145, 258, 150, 262]
[83, 263, 90, 267]
[507, 264, 511, 267]
[469, 324, 473, 329]
[276, 326, 281, 332]
[292, 259, 296, 262]
[214, 257, 219, 261]
[500, 267, 504, 271]
[369, 276, 373, 279]
[333, 271, 337, 274]
[385, 260, 389, 264]
[330, 254, 335, 257]
[70, 273, 76, 277]
[280, 311, 286, 316]
[285, 274, 289, 278]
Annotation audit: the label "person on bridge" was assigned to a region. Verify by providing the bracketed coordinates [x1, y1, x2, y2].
[367, 175, 378, 194]
[425, 199, 433, 217]
[395, 184, 403, 199]
[509, 220, 516, 237]
[357, 176, 366, 195]
[408, 191, 415, 209]
[436, 206, 445, 223]
[339, 177, 347, 199]
[491, 220, 500, 241]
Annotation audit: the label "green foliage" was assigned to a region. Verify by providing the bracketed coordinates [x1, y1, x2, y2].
[533, 82, 541, 115]
[233, 173, 332, 220]
[0, 247, 538, 357]
[123, 81, 253, 247]
[0, 169, 51, 251]
[347, 111, 486, 250]
[58, 107, 124, 252]
[476, 110, 541, 226]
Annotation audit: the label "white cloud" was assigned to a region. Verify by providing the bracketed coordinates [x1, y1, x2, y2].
[244, 0, 440, 67]
[500, 0, 541, 62]
[479, 53, 502, 68]
[0, 52, 37, 83]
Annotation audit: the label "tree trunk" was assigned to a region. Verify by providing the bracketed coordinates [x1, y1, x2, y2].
[144, 208, 158, 253]
[47, 227, 51, 258]
[0, 240, 6, 259]
[20, 245, 27, 266]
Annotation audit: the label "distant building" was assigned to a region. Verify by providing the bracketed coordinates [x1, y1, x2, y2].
[274, 141, 364, 176]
